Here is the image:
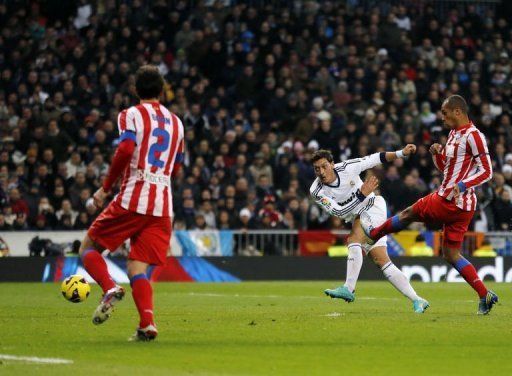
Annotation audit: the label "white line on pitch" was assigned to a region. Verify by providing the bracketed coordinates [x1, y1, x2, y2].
[324, 312, 344, 317]
[0, 354, 73, 364]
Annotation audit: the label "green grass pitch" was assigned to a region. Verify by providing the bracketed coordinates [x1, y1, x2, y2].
[1, 281, 511, 375]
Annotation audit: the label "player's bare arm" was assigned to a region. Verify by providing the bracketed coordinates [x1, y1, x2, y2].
[382, 144, 417, 162]
[429, 143, 442, 155]
[93, 187, 108, 209]
[430, 143, 446, 171]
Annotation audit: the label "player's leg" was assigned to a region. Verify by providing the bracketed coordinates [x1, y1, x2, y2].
[84, 201, 144, 324]
[367, 245, 429, 313]
[81, 232, 127, 325]
[362, 193, 436, 243]
[127, 259, 158, 341]
[442, 223, 498, 314]
[363, 205, 420, 242]
[79, 234, 116, 293]
[324, 219, 363, 302]
[128, 216, 171, 341]
[344, 227, 364, 293]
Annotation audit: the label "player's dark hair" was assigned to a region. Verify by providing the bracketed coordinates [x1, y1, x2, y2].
[444, 95, 468, 114]
[311, 149, 334, 164]
[135, 65, 164, 100]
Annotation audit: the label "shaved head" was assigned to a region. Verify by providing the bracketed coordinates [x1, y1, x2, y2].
[441, 95, 470, 129]
[443, 95, 468, 114]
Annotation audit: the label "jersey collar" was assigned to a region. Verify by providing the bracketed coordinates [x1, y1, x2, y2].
[455, 121, 473, 133]
[325, 170, 341, 188]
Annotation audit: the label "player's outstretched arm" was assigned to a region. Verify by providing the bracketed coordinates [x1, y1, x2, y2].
[310, 176, 379, 218]
[381, 144, 417, 162]
[342, 145, 416, 175]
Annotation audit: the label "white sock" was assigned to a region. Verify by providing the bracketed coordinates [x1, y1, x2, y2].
[381, 261, 419, 301]
[344, 243, 363, 292]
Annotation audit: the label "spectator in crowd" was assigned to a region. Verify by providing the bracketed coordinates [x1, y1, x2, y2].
[9, 188, 29, 217]
[0, 214, 11, 231]
[192, 213, 211, 230]
[494, 190, 512, 230]
[56, 199, 78, 227]
[65, 152, 87, 179]
[74, 212, 91, 230]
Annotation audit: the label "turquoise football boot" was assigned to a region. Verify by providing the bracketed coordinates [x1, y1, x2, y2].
[324, 286, 355, 303]
[413, 298, 430, 313]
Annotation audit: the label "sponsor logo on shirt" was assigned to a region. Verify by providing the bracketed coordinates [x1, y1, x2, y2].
[338, 192, 356, 207]
[137, 170, 170, 186]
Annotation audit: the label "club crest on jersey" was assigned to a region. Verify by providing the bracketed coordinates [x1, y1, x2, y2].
[350, 180, 355, 186]
[320, 197, 331, 209]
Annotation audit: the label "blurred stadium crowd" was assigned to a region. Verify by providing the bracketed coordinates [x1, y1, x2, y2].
[0, 0, 511, 232]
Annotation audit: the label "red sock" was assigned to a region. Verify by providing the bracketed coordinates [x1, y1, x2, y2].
[370, 215, 405, 239]
[454, 257, 487, 298]
[130, 274, 154, 328]
[81, 249, 116, 293]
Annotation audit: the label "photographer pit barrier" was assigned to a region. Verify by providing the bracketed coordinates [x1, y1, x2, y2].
[2, 230, 511, 257]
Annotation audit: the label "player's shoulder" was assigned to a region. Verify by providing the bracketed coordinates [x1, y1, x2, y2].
[117, 107, 130, 118]
[334, 159, 359, 173]
[161, 106, 184, 128]
[466, 125, 486, 141]
[309, 178, 323, 196]
[334, 161, 347, 172]
[129, 103, 145, 112]
[122, 105, 142, 118]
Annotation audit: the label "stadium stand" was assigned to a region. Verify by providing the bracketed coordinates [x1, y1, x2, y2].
[0, 0, 511, 232]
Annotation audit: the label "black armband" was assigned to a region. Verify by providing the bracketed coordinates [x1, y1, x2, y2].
[379, 152, 387, 163]
[356, 189, 366, 202]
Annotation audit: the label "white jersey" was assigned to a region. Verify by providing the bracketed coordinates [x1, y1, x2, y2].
[115, 102, 185, 217]
[309, 153, 384, 223]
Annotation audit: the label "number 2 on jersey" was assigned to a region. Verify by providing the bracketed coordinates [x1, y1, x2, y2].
[148, 128, 170, 168]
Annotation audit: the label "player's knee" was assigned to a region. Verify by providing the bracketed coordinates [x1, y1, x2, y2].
[78, 235, 93, 255]
[442, 252, 454, 264]
[78, 235, 103, 255]
[442, 248, 460, 264]
[372, 255, 389, 268]
[369, 247, 389, 267]
[399, 207, 414, 222]
[346, 235, 361, 245]
[127, 260, 148, 279]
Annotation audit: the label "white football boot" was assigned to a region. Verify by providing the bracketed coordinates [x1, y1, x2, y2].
[128, 324, 158, 342]
[92, 285, 126, 325]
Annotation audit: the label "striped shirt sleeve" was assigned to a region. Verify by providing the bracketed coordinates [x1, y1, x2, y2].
[461, 131, 492, 189]
[117, 108, 137, 134]
[432, 153, 446, 171]
[338, 152, 383, 176]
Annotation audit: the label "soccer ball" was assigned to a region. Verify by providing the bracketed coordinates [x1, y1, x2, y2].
[61, 275, 91, 303]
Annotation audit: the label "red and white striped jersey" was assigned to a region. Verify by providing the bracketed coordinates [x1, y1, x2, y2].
[434, 122, 492, 211]
[114, 102, 184, 217]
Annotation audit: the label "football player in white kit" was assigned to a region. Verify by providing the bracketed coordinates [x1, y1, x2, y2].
[309, 147, 429, 313]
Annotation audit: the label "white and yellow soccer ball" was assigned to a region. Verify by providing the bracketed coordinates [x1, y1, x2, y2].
[61, 275, 91, 303]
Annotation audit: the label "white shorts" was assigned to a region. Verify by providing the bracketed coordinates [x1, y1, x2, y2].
[358, 195, 388, 254]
